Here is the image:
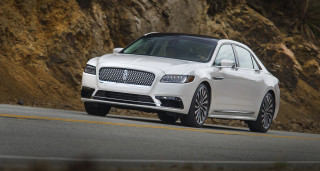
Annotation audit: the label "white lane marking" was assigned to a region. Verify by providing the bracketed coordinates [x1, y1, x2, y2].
[0, 155, 319, 164]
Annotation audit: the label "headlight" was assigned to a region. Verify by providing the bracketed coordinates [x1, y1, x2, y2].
[160, 75, 195, 83]
[84, 64, 96, 75]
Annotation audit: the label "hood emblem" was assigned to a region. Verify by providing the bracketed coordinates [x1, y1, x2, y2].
[123, 70, 129, 81]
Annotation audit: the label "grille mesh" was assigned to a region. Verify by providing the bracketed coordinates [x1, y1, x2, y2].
[99, 68, 155, 86]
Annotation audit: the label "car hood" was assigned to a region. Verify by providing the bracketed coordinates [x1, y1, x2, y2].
[97, 53, 206, 74]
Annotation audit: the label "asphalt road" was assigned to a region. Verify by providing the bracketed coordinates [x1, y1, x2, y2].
[0, 104, 319, 169]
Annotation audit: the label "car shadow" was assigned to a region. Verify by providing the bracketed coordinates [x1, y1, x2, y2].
[106, 115, 250, 133]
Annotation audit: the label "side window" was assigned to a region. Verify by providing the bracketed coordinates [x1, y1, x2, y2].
[251, 55, 260, 70]
[213, 44, 235, 66]
[235, 46, 253, 69]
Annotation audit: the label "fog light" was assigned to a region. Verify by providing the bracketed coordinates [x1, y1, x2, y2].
[155, 96, 184, 109]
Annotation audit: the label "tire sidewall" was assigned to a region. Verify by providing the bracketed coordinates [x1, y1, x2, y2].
[249, 92, 275, 133]
[157, 112, 179, 123]
[186, 84, 210, 127]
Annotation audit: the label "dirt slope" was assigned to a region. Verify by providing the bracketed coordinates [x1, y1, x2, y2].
[0, 0, 319, 133]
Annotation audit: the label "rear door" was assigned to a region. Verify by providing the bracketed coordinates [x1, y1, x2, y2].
[231, 45, 264, 112]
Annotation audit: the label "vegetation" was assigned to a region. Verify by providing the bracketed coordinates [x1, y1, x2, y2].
[287, 0, 320, 44]
[247, 0, 320, 44]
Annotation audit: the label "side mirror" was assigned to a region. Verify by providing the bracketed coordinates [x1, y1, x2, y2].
[113, 48, 123, 54]
[220, 59, 235, 67]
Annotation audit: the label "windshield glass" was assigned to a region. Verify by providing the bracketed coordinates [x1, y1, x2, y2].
[122, 35, 217, 62]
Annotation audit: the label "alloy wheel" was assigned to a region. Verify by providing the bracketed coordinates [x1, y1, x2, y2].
[194, 86, 209, 124]
[261, 93, 274, 129]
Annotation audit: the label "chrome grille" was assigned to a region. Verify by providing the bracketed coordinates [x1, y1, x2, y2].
[99, 67, 155, 86]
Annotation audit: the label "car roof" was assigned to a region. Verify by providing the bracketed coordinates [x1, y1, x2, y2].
[144, 32, 220, 43]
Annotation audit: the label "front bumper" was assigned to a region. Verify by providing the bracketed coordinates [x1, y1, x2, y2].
[81, 72, 197, 114]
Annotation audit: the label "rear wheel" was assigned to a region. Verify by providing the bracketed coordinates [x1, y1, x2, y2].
[84, 102, 111, 116]
[157, 112, 179, 124]
[248, 92, 275, 133]
[181, 84, 210, 127]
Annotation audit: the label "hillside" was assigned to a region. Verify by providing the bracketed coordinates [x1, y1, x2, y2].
[0, 0, 319, 133]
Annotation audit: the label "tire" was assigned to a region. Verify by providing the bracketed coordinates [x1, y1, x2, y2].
[181, 84, 210, 127]
[157, 112, 179, 124]
[84, 102, 111, 116]
[248, 92, 275, 133]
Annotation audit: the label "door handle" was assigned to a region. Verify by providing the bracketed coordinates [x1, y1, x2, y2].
[212, 77, 224, 80]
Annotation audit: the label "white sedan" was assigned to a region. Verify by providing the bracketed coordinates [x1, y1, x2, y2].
[81, 33, 280, 133]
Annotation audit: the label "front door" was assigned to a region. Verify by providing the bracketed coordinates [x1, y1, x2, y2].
[209, 44, 263, 115]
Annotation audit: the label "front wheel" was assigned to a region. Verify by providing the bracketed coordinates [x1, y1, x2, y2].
[181, 84, 210, 127]
[84, 102, 111, 116]
[248, 92, 275, 133]
[157, 112, 179, 124]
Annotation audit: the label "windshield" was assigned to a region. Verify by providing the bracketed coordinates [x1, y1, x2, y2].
[122, 35, 217, 62]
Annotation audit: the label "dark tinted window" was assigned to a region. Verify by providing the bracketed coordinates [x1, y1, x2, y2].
[122, 36, 217, 62]
[235, 46, 253, 69]
[213, 44, 235, 66]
